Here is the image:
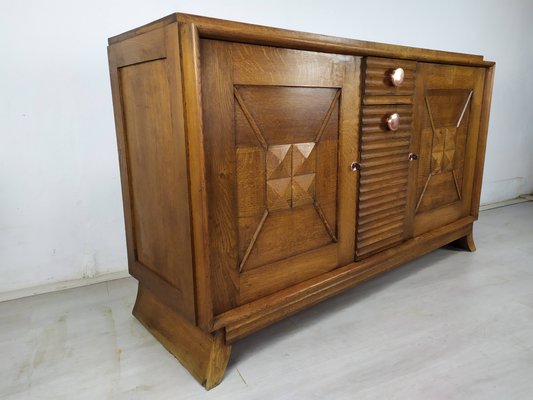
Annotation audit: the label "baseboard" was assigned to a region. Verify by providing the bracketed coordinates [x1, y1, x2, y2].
[479, 195, 532, 212]
[0, 270, 130, 303]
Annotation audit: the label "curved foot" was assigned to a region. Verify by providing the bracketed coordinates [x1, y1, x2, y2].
[450, 231, 476, 252]
[133, 284, 231, 390]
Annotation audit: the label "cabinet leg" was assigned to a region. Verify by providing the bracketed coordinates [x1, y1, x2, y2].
[132, 284, 231, 390]
[450, 231, 476, 252]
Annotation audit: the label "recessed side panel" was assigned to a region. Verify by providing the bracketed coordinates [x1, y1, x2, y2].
[119, 59, 195, 320]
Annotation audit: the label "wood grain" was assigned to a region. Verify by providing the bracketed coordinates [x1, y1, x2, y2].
[108, 13, 493, 67]
[363, 95, 413, 105]
[232, 44, 347, 87]
[239, 244, 338, 304]
[470, 65, 495, 219]
[108, 15, 494, 390]
[215, 217, 475, 342]
[200, 39, 240, 315]
[412, 63, 485, 237]
[234, 87, 268, 149]
[179, 23, 214, 330]
[110, 28, 166, 67]
[356, 102, 413, 259]
[363, 57, 416, 96]
[133, 284, 231, 390]
[109, 24, 196, 323]
[201, 39, 359, 305]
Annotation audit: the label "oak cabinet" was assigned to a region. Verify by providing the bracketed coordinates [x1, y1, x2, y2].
[108, 13, 494, 389]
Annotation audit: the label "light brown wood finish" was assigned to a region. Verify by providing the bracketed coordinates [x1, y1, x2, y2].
[356, 99, 414, 257]
[108, 22, 229, 389]
[471, 65, 495, 219]
[363, 57, 416, 95]
[198, 39, 240, 316]
[133, 285, 231, 389]
[108, 25, 196, 323]
[178, 23, 213, 331]
[200, 40, 359, 309]
[410, 63, 485, 237]
[108, 13, 494, 390]
[109, 13, 493, 67]
[215, 217, 475, 342]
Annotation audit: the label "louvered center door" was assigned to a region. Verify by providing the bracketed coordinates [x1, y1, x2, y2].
[200, 40, 360, 312]
[355, 57, 417, 260]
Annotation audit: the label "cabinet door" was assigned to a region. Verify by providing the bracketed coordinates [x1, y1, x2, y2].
[200, 40, 360, 312]
[409, 63, 485, 236]
[354, 57, 417, 260]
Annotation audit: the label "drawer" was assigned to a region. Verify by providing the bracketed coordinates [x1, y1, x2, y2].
[363, 57, 417, 105]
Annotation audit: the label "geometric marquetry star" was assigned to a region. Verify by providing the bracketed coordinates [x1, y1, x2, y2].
[234, 87, 339, 271]
[266, 144, 292, 180]
[416, 90, 473, 212]
[265, 143, 317, 210]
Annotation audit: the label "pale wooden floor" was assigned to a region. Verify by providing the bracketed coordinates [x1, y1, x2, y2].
[1, 202, 533, 399]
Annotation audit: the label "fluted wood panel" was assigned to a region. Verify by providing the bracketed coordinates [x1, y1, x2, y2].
[363, 57, 416, 105]
[356, 103, 413, 259]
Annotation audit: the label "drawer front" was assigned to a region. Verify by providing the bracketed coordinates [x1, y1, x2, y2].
[363, 57, 416, 105]
[356, 104, 414, 259]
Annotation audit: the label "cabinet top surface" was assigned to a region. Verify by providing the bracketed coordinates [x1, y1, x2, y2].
[108, 13, 494, 67]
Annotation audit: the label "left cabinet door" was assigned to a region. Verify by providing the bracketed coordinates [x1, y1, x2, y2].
[200, 40, 360, 313]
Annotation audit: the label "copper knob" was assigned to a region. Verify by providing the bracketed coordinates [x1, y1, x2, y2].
[386, 113, 400, 131]
[390, 67, 405, 87]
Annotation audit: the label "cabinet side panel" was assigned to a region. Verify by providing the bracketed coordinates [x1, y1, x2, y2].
[471, 65, 495, 219]
[108, 29, 196, 323]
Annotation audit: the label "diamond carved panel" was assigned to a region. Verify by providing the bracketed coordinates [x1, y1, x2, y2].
[266, 177, 292, 211]
[416, 89, 473, 213]
[266, 144, 292, 180]
[266, 142, 317, 211]
[234, 85, 339, 272]
[293, 174, 316, 207]
[431, 127, 457, 174]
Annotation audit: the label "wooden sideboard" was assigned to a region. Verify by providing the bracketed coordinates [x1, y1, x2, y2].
[107, 13, 494, 389]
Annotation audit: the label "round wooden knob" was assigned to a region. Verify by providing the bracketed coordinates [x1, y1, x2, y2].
[386, 113, 400, 131]
[390, 67, 405, 87]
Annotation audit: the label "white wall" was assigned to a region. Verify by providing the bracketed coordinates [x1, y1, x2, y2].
[1, 0, 532, 294]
